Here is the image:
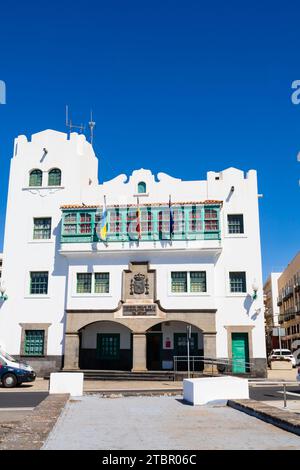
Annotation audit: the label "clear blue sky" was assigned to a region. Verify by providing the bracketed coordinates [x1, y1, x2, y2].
[0, 0, 299, 280]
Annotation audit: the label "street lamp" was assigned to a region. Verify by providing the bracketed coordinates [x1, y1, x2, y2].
[252, 279, 259, 300]
[0, 281, 8, 301]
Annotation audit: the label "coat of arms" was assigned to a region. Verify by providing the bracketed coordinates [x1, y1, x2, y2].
[130, 273, 149, 295]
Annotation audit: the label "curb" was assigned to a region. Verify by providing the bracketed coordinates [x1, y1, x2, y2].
[0, 394, 69, 450]
[85, 389, 182, 397]
[228, 399, 300, 436]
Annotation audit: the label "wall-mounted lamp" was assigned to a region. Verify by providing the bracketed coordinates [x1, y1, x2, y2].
[230, 186, 235, 192]
[252, 279, 259, 300]
[0, 282, 8, 301]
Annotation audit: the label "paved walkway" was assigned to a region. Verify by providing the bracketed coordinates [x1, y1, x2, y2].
[43, 395, 300, 450]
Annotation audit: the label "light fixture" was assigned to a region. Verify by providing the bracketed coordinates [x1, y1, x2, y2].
[0, 282, 8, 301]
[252, 279, 259, 300]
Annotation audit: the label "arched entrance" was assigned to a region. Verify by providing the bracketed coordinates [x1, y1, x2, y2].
[79, 321, 133, 370]
[146, 321, 203, 371]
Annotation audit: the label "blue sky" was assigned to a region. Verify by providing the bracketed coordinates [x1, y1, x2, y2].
[0, 0, 299, 280]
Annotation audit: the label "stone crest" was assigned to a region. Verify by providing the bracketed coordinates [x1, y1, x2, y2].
[130, 273, 149, 295]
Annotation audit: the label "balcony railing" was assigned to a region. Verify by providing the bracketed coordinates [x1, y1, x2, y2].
[278, 308, 296, 324]
[60, 203, 222, 244]
[282, 286, 294, 301]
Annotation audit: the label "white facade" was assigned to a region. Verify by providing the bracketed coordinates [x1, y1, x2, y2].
[0, 129, 267, 376]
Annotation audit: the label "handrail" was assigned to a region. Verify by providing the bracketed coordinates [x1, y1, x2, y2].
[173, 355, 255, 380]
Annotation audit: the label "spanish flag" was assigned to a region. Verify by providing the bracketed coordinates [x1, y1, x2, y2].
[100, 196, 108, 241]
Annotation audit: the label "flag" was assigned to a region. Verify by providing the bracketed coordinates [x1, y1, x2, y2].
[100, 196, 108, 241]
[169, 195, 174, 237]
[136, 197, 141, 239]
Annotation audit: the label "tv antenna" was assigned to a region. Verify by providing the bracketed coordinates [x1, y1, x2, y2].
[65, 105, 85, 135]
[88, 110, 96, 146]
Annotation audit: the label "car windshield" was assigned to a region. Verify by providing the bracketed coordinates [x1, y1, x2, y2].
[0, 349, 17, 363]
[273, 351, 291, 356]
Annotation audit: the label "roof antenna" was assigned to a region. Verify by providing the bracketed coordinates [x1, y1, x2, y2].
[88, 110, 96, 146]
[65, 105, 85, 136]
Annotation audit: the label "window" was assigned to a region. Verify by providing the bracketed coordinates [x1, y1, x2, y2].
[138, 181, 146, 194]
[48, 168, 61, 186]
[204, 208, 219, 231]
[171, 271, 207, 293]
[171, 272, 187, 292]
[228, 214, 244, 234]
[79, 213, 92, 234]
[229, 272, 246, 293]
[63, 213, 77, 234]
[29, 169, 42, 187]
[77, 273, 92, 293]
[95, 273, 109, 293]
[190, 271, 206, 292]
[33, 218, 51, 239]
[24, 330, 44, 356]
[30, 272, 48, 295]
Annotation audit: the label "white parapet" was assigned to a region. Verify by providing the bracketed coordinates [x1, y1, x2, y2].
[49, 372, 84, 397]
[183, 376, 249, 405]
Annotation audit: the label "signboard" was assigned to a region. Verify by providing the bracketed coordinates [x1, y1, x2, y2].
[123, 304, 156, 316]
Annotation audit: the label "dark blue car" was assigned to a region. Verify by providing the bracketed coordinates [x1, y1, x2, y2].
[0, 349, 36, 388]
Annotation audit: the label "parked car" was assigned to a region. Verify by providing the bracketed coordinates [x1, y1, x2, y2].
[267, 349, 296, 367]
[0, 348, 36, 388]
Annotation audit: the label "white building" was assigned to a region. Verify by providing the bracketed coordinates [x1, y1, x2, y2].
[0, 253, 2, 281]
[0, 129, 267, 376]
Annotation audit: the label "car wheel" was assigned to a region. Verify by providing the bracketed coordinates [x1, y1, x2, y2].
[2, 373, 17, 388]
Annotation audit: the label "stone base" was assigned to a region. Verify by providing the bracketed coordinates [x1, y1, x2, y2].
[16, 355, 63, 377]
[183, 376, 249, 405]
[49, 372, 84, 396]
[270, 360, 292, 370]
[216, 358, 267, 378]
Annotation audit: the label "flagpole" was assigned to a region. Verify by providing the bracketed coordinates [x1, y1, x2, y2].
[137, 196, 141, 243]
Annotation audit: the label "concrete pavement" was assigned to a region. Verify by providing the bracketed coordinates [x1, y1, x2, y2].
[43, 395, 300, 450]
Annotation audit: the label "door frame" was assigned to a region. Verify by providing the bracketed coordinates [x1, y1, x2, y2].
[225, 325, 254, 362]
[231, 332, 250, 373]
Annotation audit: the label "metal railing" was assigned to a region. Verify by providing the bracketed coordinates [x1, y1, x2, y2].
[173, 355, 255, 381]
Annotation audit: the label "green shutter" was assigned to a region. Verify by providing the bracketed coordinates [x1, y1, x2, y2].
[24, 330, 45, 356]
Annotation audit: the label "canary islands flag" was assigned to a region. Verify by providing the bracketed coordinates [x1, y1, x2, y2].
[100, 197, 108, 240]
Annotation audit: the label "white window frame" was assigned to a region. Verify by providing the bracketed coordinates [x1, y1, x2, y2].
[29, 216, 53, 243]
[72, 269, 112, 298]
[168, 270, 209, 297]
[24, 270, 50, 299]
[223, 212, 247, 239]
[226, 270, 248, 297]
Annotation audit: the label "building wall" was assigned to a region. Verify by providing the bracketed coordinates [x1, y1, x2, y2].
[277, 252, 300, 350]
[0, 129, 266, 376]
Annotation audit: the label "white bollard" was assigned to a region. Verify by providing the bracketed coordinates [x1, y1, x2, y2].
[183, 376, 249, 405]
[49, 372, 84, 397]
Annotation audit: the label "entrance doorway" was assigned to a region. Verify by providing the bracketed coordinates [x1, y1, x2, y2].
[231, 333, 250, 373]
[147, 333, 162, 370]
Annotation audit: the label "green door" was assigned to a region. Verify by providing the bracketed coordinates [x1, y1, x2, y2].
[97, 334, 120, 360]
[231, 333, 249, 373]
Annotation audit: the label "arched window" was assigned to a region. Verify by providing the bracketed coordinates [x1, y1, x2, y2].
[29, 169, 42, 187]
[48, 168, 61, 186]
[138, 181, 146, 194]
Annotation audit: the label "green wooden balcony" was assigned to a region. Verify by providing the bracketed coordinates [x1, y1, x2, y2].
[60, 203, 221, 244]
